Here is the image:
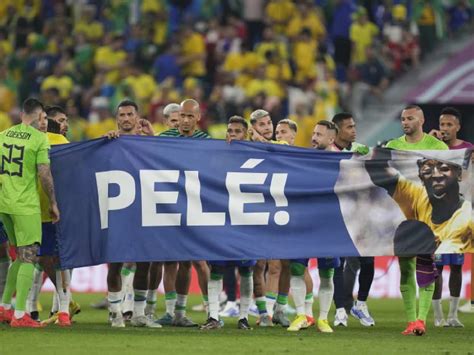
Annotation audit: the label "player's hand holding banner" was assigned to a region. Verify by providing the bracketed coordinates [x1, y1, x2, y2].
[50, 137, 473, 269]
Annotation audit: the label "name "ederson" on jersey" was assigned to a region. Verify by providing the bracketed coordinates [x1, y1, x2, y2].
[5, 131, 31, 140]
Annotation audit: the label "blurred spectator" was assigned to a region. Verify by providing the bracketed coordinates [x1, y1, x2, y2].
[180, 26, 206, 79]
[41, 60, 74, 100]
[292, 28, 317, 84]
[286, 1, 326, 41]
[94, 33, 127, 85]
[350, 7, 379, 65]
[447, 0, 472, 34]
[350, 46, 389, 119]
[74, 5, 104, 43]
[242, 0, 265, 48]
[265, 0, 296, 35]
[153, 42, 183, 86]
[289, 101, 315, 147]
[85, 96, 116, 139]
[0, 63, 17, 112]
[413, 0, 444, 55]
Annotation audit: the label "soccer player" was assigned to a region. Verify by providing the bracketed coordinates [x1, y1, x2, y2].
[330, 113, 375, 327]
[288, 120, 340, 333]
[29, 110, 72, 326]
[378, 104, 449, 336]
[157, 99, 210, 327]
[0, 224, 9, 301]
[163, 103, 181, 129]
[248, 109, 289, 327]
[0, 98, 59, 328]
[200, 116, 254, 330]
[105, 100, 162, 329]
[429, 107, 473, 327]
[275, 119, 297, 146]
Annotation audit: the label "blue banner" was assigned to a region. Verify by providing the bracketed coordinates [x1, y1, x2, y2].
[51, 137, 473, 269]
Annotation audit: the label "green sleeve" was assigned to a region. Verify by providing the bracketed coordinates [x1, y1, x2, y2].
[36, 133, 51, 165]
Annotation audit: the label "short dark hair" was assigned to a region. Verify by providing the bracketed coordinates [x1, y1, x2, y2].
[332, 112, 353, 128]
[22, 98, 44, 115]
[45, 105, 66, 119]
[317, 119, 338, 134]
[277, 119, 298, 133]
[46, 119, 61, 134]
[116, 100, 138, 113]
[228, 115, 248, 129]
[440, 107, 462, 124]
[403, 104, 422, 111]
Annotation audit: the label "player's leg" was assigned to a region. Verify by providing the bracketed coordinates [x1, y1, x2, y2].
[446, 255, 464, 327]
[304, 268, 314, 325]
[10, 214, 43, 327]
[237, 263, 254, 330]
[273, 259, 290, 327]
[200, 262, 223, 330]
[172, 261, 197, 327]
[333, 257, 348, 327]
[192, 260, 209, 310]
[157, 261, 178, 325]
[432, 255, 445, 327]
[54, 268, 72, 326]
[253, 259, 271, 326]
[120, 262, 135, 320]
[107, 262, 124, 327]
[351, 257, 375, 326]
[220, 266, 239, 317]
[399, 256, 417, 334]
[415, 254, 436, 335]
[27, 264, 43, 320]
[145, 262, 162, 317]
[317, 258, 337, 333]
[265, 260, 280, 317]
[131, 262, 161, 328]
[343, 257, 359, 310]
[0, 214, 18, 324]
[288, 259, 309, 332]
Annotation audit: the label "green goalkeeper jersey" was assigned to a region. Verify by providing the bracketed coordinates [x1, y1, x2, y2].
[0, 123, 50, 215]
[386, 133, 448, 151]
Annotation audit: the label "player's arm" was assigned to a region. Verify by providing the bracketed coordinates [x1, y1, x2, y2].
[38, 164, 60, 223]
[364, 147, 399, 196]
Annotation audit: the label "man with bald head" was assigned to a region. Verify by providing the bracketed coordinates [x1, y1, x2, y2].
[160, 99, 209, 138]
[157, 99, 210, 327]
[385, 104, 448, 336]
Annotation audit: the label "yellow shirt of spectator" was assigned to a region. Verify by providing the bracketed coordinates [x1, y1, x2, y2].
[75, 20, 104, 42]
[94, 46, 127, 84]
[265, 61, 292, 82]
[287, 11, 326, 40]
[182, 32, 206, 77]
[124, 74, 157, 101]
[142, 0, 165, 13]
[39, 133, 69, 222]
[0, 112, 12, 132]
[245, 78, 282, 98]
[289, 114, 315, 148]
[350, 21, 379, 64]
[292, 40, 317, 83]
[0, 40, 12, 56]
[85, 118, 117, 139]
[41, 75, 74, 99]
[256, 41, 288, 61]
[265, 0, 296, 34]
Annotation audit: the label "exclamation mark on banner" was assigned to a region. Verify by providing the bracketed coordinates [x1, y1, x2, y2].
[270, 173, 290, 226]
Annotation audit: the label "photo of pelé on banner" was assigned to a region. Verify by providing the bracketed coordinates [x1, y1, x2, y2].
[335, 147, 473, 257]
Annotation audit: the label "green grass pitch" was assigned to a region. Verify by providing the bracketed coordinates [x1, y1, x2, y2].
[1, 293, 473, 355]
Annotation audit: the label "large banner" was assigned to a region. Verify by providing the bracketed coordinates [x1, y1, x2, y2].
[51, 137, 473, 269]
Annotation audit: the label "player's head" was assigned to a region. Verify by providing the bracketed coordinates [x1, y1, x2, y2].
[227, 115, 248, 141]
[46, 118, 61, 134]
[21, 98, 46, 130]
[46, 106, 68, 136]
[312, 120, 337, 150]
[250, 109, 273, 140]
[332, 112, 356, 144]
[179, 99, 201, 134]
[116, 100, 139, 133]
[275, 119, 297, 145]
[417, 158, 462, 199]
[400, 104, 424, 137]
[163, 103, 181, 129]
[439, 107, 461, 143]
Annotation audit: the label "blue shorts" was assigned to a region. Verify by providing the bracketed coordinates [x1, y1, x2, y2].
[435, 254, 464, 266]
[38, 222, 58, 256]
[0, 223, 8, 244]
[290, 257, 340, 269]
[209, 260, 257, 268]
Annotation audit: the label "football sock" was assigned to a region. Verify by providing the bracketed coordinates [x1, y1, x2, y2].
[266, 292, 277, 317]
[165, 291, 177, 316]
[2, 258, 20, 305]
[399, 257, 417, 322]
[318, 273, 334, 321]
[133, 289, 147, 317]
[27, 264, 43, 313]
[208, 275, 223, 320]
[0, 257, 9, 298]
[256, 296, 267, 315]
[448, 296, 460, 320]
[146, 289, 158, 315]
[175, 294, 187, 317]
[305, 293, 314, 318]
[56, 270, 70, 314]
[418, 282, 434, 321]
[275, 293, 288, 313]
[15, 262, 35, 312]
[239, 274, 253, 320]
[290, 275, 306, 315]
[108, 291, 122, 314]
[432, 299, 443, 320]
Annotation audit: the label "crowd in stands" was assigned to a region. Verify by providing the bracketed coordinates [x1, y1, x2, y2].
[0, 0, 472, 146]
